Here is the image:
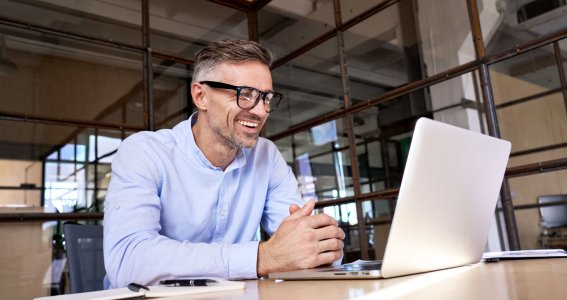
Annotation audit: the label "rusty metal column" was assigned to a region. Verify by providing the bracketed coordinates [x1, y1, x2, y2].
[142, 0, 154, 131]
[333, 0, 369, 259]
[248, 9, 265, 138]
[553, 42, 567, 114]
[466, 0, 521, 250]
[247, 10, 259, 42]
[94, 129, 100, 212]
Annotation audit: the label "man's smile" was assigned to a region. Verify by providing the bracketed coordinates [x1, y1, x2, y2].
[238, 120, 259, 128]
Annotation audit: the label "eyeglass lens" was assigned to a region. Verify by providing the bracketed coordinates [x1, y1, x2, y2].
[238, 87, 280, 112]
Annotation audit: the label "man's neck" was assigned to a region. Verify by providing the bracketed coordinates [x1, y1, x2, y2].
[191, 118, 238, 171]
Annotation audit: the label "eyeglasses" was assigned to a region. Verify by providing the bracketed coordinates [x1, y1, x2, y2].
[200, 81, 283, 113]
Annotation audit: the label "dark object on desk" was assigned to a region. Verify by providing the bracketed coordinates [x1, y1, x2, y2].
[159, 279, 218, 286]
[128, 282, 149, 292]
[63, 222, 105, 293]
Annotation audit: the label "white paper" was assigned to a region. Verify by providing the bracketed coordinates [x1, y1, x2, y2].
[482, 249, 567, 260]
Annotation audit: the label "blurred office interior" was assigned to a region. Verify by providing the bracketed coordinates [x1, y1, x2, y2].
[0, 0, 566, 297]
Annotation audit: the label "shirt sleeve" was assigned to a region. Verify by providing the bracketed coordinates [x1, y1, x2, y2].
[260, 142, 344, 266]
[103, 136, 259, 288]
[260, 143, 303, 235]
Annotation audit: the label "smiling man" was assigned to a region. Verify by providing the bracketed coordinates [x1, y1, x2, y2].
[103, 40, 345, 288]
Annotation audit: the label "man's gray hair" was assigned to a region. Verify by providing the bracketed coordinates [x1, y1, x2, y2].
[192, 39, 273, 82]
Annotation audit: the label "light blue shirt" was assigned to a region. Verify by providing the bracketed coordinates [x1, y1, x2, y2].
[103, 112, 302, 288]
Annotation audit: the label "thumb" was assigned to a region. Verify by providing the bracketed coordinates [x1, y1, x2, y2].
[289, 203, 300, 215]
[287, 200, 315, 220]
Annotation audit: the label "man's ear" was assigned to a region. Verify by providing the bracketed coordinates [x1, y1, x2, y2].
[191, 82, 208, 111]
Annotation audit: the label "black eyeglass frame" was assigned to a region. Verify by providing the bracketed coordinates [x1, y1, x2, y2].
[199, 81, 283, 113]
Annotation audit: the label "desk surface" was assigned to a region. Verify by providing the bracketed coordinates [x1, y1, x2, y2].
[180, 258, 567, 300]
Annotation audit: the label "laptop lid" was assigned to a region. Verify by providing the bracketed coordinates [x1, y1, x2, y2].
[380, 117, 510, 278]
[268, 117, 511, 280]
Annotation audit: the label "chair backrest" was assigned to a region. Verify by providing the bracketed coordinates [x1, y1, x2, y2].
[538, 195, 567, 228]
[63, 222, 105, 293]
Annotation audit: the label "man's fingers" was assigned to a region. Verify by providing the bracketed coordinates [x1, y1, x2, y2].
[315, 249, 343, 267]
[301, 213, 339, 229]
[287, 200, 315, 220]
[317, 238, 344, 253]
[313, 224, 345, 241]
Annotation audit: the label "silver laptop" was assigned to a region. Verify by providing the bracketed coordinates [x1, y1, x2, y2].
[269, 117, 511, 280]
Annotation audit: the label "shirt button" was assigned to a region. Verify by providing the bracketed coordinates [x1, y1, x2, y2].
[219, 210, 225, 216]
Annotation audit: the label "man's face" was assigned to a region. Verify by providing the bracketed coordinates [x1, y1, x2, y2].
[203, 61, 272, 148]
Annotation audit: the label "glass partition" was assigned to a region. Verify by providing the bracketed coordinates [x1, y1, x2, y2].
[274, 117, 351, 202]
[0, 0, 142, 46]
[267, 37, 344, 136]
[343, 0, 419, 100]
[258, 0, 335, 60]
[0, 25, 144, 127]
[490, 44, 567, 167]
[491, 44, 561, 104]
[352, 107, 409, 194]
[415, 0, 474, 75]
[363, 198, 396, 260]
[149, 0, 248, 57]
[152, 60, 193, 129]
[482, 0, 567, 55]
[340, 0, 383, 23]
[44, 128, 130, 213]
[0, 118, 132, 211]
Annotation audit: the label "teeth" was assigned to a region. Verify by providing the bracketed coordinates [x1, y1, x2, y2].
[238, 120, 258, 128]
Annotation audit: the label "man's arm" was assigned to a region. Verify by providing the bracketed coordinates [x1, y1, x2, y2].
[103, 136, 258, 287]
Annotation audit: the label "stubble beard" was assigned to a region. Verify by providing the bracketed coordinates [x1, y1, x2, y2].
[210, 118, 260, 149]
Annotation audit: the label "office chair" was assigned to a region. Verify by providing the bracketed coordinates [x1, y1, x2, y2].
[538, 195, 567, 228]
[538, 195, 567, 250]
[63, 222, 106, 293]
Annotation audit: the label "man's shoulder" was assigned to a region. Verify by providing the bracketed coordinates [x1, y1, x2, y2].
[123, 129, 173, 146]
[128, 119, 192, 144]
[243, 137, 285, 166]
[119, 126, 183, 156]
[253, 136, 279, 152]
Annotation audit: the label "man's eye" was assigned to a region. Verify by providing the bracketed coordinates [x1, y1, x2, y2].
[241, 89, 258, 100]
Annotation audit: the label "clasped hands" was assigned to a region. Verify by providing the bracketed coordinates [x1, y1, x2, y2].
[257, 200, 345, 277]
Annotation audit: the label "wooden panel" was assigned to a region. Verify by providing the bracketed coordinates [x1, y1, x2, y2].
[0, 207, 53, 299]
[0, 159, 42, 206]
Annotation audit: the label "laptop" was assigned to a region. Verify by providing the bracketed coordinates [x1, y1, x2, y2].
[269, 117, 511, 280]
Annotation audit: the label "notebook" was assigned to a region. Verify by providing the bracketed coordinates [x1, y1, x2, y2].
[33, 280, 245, 300]
[269, 117, 511, 280]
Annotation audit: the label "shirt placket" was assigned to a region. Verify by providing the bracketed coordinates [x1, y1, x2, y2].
[213, 172, 229, 243]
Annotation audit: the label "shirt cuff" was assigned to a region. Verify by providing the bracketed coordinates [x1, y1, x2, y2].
[332, 254, 344, 267]
[226, 241, 260, 279]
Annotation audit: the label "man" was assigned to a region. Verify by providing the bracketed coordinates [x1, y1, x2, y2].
[104, 39, 345, 288]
